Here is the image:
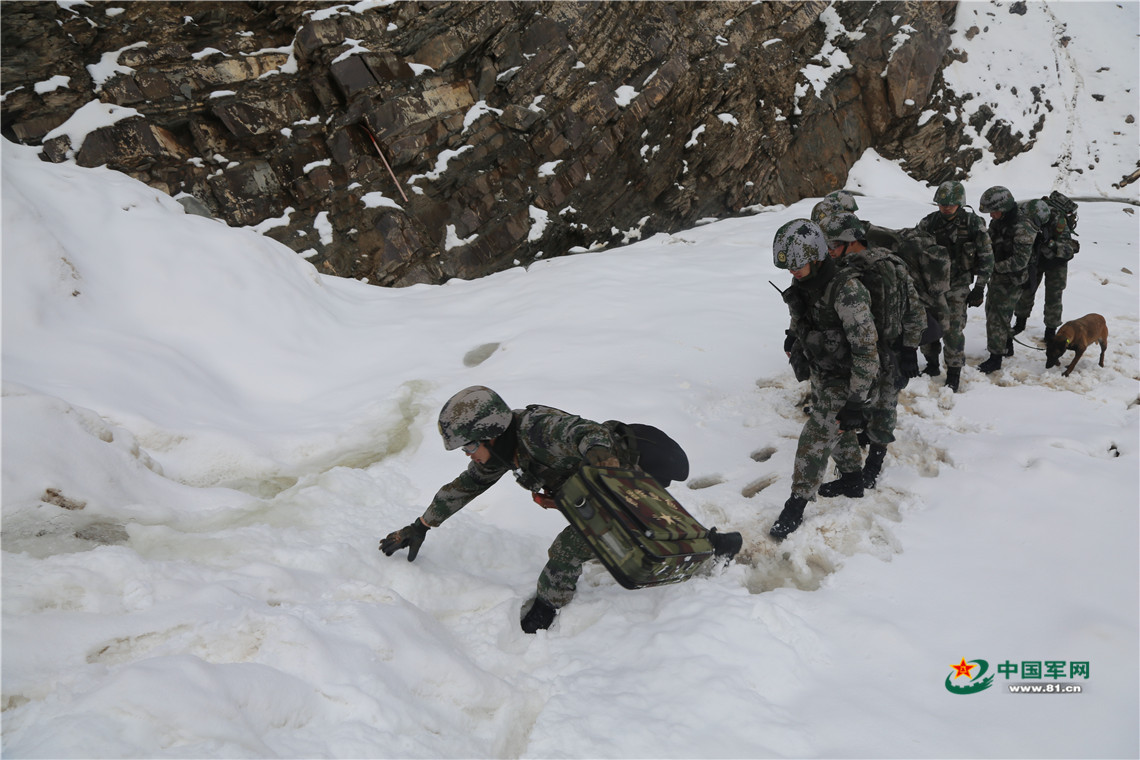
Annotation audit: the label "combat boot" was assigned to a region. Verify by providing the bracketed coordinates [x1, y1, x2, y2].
[1005, 337, 1015, 356]
[862, 444, 888, 489]
[923, 355, 941, 376]
[520, 597, 556, 634]
[945, 366, 962, 392]
[1012, 315, 1027, 335]
[769, 496, 807, 541]
[978, 353, 1003, 374]
[818, 470, 865, 498]
[1044, 326, 1056, 344]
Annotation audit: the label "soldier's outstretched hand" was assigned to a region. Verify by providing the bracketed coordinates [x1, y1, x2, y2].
[379, 519, 430, 561]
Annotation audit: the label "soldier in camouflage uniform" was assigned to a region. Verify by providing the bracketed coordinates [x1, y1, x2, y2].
[771, 219, 889, 541]
[1013, 198, 1077, 344]
[379, 386, 738, 633]
[915, 181, 994, 391]
[815, 213, 926, 497]
[977, 187, 1043, 373]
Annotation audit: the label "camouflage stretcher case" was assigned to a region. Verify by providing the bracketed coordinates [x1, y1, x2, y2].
[555, 465, 716, 589]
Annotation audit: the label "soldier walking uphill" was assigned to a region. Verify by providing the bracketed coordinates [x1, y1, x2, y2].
[915, 181, 994, 391]
[976, 187, 1045, 373]
[816, 213, 926, 495]
[379, 386, 741, 633]
[1013, 195, 1078, 344]
[770, 219, 923, 541]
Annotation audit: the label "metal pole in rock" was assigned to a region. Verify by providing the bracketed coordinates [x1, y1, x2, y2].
[364, 126, 409, 204]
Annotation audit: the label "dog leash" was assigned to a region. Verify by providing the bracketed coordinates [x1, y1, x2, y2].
[1013, 335, 1046, 351]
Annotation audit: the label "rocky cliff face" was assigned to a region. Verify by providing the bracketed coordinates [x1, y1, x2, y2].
[4, 1, 994, 286]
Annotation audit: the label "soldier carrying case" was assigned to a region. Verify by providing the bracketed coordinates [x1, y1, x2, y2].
[554, 464, 716, 589]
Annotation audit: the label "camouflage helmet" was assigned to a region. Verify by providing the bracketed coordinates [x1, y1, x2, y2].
[1021, 198, 1052, 227]
[773, 218, 828, 270]
[438, 385, 512, 450]
[818, 212, 867, 246]
[933, 181, 966, 207]
[979, 186, 1016, 213]
[824, 190, 859, 212]
[810, 197, 844, 224]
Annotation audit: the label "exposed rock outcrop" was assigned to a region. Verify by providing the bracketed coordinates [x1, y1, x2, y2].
[4, 1, 990, 286]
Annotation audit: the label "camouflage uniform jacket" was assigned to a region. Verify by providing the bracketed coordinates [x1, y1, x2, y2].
[422, 405, 620, 526]
[783, 260, 879, 402]
[917, 208, 994, 288]
[988, 207, 1039, 281]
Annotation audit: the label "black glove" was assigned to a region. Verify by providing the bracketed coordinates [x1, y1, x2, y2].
[783, 330, 797, 354]
[967, 286, 984, 308]
[379, 519, 429, 561]
[785, 331, 810, 381]
[521, 597, 557, 634]
[897, 347, 920, 379]
[836, 399, 867, 432]
[789, 344, 811, 382]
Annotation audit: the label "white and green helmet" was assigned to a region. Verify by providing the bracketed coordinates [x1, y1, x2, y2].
[934, 181, 966, 206]
[773, 218, 828, 270]
[979, 186, 1016, 213]
[810, 197, 844, 224]
[437, 385, 512, 450]
[1021, 198, 1052, 227]
[818, 212, 867, 246]
[825, 190, 859, 212]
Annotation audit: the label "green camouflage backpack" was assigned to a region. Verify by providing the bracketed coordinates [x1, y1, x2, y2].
[1042, 190, 1080, 256]
[1043, 190, 1078, 233]
[865, 224, 951, 312]
[817, 213, 911, 347]
[830, 247, 912, 347]
[555, 465, 716, 589]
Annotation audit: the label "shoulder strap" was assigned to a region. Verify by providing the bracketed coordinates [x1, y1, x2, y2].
[823, 262, 860, 305]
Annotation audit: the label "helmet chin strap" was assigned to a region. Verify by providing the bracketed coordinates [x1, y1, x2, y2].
[485, 417, 520, 469]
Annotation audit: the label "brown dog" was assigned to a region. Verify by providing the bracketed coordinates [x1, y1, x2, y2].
[1046, 313, 1108, 377]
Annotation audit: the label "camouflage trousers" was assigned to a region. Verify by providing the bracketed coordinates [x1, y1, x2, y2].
[863, 366, 900, 447]
[923, 283, 971, 369]
[792, 382, 876, 499]
[833, 364, 898, 465]
[535, 525, 593, 608]
[1015, 261, 1068, 329]
[985, 271, 1027, 356]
